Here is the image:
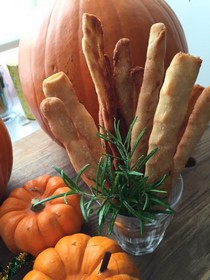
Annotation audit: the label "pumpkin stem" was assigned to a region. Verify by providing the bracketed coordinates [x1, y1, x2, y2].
[31, 198, 45, 212]
[99, 251, 111, 273]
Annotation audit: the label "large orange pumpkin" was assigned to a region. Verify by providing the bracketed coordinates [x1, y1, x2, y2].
[18, 0, 188, 143]
[0, 118, 13, 200]
[23, 233, 140, 279]
[0, 175, 83, 256]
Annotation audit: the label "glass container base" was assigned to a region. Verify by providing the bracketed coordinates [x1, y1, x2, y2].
[113, 175, 184, 256]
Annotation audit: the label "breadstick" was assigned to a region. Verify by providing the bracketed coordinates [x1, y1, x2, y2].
[130, 66, 144, 112]
[82, 13, 117, 141]
[43, 72, 103, 157]
[113, 38, 139, 131]
[177, 84, 204, 142]
[145, 52, 202, 184]
[40, 97, 100, 187]
[174, 86, 210, 176]
[131, 23, 167, 164]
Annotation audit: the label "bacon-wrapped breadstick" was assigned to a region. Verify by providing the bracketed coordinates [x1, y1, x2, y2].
[145, 52, 202, 184]
[131, 23, 167, 164]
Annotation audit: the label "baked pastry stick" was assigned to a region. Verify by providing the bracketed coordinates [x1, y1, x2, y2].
[42, 72, 103, 158]
[131, 23, 167, 165]
[40, 97, 100, 187]
[145, 52, 202, 185]
[174, 86, 210, 177]
[82, 13, 117, 155]
[177, 84, 204, 142]
[113, 38, 143, 131]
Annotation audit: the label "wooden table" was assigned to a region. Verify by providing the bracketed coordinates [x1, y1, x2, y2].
[1, 125, 210, 280]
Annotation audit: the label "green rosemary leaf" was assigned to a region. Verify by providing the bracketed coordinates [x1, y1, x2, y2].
[98, 202, 111, 235]
[124, 116, 138, 151]
[148, 174, 168, 188]
[97, 126, 116, 144]
[114, 118, 123, 144]
[105, 155, 115, 185]
[54, 166, 79, 191]
[164, 208, 176, 214]
[149, 189, 167, 194]
[63, 193, 68, 204]
[130, 126, 146, 158]
[133, 147, 158, 171]
[143, 193, 149, 211]
[126, 170, 144, 176]
[32, 191, 76, 207]
[121, 200, 150, 222]
[75, 164, 90, 185]
[149, 196, 171, 208]
[85, 197, 96, 217]
[107, 208, 120, 235]
[80, 194, 89, 222]
[139, 219, 145, 235]
[95, 156, 103, 195]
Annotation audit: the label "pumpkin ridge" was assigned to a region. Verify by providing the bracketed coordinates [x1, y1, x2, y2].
[55, 234, 91, 276]
[0, 211, 26, 253]
[37, 206, 65, 244]
[33, 247, 66, 279]
[15, 215, 46, 255]
[81, 236, 121, 276]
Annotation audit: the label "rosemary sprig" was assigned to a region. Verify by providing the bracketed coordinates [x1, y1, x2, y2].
[33, 118, 175, 235]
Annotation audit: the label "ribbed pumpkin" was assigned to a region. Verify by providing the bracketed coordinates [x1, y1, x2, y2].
[23, 233, 140, 279]
[18, 0, 188, 143]
[0, 118, 13, 200]
[0, 175, 83, 256]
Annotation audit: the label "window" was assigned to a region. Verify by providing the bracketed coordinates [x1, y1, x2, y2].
[0, 0, 38, 52]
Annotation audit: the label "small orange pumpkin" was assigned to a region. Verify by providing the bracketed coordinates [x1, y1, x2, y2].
[18, 0, 188, 143]
[0, 118, 13, 200]
[23, 233, 140, 279]
[0, 175, 83, 256]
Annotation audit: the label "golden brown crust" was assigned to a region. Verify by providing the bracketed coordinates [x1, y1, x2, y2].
[177, 84, 204, 142]
[82, 13, 120, 157]
[82, 14, 116, 133]
[145, 52, 202, 184]
[131, 23, 167, 164]
[113, 38, 141, 131]
[40, 97, 100, 187]
[174, 86, 210, 175]
[42, 72, 103, 156]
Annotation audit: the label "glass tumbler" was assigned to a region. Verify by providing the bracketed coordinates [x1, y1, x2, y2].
[113, 175, 184, 256]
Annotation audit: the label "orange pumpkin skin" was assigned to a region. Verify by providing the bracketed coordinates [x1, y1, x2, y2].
[18, 0, 187, 144]
[0, 175, 83, 256]
[0, 118, 13, 200]
[24, 233, 140, 279]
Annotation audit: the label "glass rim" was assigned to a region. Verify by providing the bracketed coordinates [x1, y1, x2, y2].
[116, 174, 184, 224]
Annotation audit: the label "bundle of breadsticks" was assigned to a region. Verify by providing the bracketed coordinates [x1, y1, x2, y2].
[40, 13, 210, 192]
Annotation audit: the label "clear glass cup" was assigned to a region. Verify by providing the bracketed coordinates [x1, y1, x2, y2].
[113, 175, 184, 256]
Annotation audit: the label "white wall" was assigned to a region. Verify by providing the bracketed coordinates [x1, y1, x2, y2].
[165, 0, 210, 87]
